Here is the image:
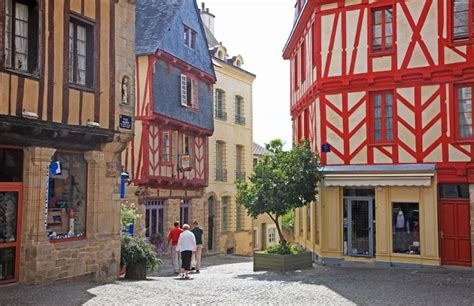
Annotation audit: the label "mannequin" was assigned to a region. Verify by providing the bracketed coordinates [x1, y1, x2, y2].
[395, 208, 410, 233]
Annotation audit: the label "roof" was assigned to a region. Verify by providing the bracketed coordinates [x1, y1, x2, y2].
[136, 0, 183, 55]
[203, 23, 219, 48]
[253, 142, 270, 156]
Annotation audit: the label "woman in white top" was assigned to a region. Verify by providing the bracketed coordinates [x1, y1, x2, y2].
[176, 224, 196, 279]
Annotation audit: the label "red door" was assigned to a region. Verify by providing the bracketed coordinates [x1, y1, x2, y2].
[439, 199, 472, 266]
[0, 183, 23, 284]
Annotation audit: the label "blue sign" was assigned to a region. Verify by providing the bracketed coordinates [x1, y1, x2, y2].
[119, 115, 132, 130]
[120, 172, 129, 199]
[321, 143, 331, 153]
[50, 161, 62, 175]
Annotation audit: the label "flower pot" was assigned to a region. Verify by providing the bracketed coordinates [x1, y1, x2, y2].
[125, 263, 147, 280]
[253, 252, 312, 271]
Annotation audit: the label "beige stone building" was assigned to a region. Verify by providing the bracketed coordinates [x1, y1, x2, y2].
[200, 4, 256, 256]
[0, 0, 136, 284]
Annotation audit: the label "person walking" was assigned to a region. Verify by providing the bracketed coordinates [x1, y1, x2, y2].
[191, 220, 204, 273]
[167, 221, 183, 274]
[176, 224, 196, 279]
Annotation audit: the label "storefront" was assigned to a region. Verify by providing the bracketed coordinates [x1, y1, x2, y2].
[296, 164, 440, 267]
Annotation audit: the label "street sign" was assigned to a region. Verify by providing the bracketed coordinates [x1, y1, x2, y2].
[119, 115, 132, 129]
[321, 143, 331, 153]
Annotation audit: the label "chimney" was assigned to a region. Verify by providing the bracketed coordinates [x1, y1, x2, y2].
[200, 2, 215, 35]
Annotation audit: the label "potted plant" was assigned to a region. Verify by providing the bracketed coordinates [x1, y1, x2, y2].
[236, 139, 322, 271]
[120, 235, 162, 280]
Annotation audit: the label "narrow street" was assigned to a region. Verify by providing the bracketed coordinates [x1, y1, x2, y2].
[1, 255, 473, 305]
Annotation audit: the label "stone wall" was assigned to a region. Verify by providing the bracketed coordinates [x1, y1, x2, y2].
[19, 146, 124, 284]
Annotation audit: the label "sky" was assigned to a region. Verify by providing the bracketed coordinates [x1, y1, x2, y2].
[201, 0, 295, 149]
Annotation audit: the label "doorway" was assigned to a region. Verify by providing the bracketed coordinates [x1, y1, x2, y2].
[344, 197, 375, 257]
[145, 200, 165, 238]
[0, 184, 22, 285]
[208, 197, 215, 251]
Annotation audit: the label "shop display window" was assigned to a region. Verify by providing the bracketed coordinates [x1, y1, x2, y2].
[392, 203, 420, 255]
[0, 248, 15, 281]
[0, 192, 18, 243]
[47, 153, 87, 240]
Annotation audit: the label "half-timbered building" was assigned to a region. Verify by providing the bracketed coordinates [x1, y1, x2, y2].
[0, 0, 136, 284]
[284, 0, 474, 267]
[126, 0, 216, 240]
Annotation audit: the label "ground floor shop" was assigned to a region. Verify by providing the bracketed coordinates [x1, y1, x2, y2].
[0, 144, 124, 284]
[295, 164, 474, 268]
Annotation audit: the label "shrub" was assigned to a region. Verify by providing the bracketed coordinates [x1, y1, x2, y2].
[120, 201, 140, 228]
[120, 235, 162, 272]
[281, 211, 294, 232]
[264, 242, 305, 255]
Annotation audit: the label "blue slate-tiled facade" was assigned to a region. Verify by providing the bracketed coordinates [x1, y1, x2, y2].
[136, 0, 215, 132]
[154, 59, 213, 130]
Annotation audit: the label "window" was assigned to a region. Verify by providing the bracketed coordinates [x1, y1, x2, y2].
[4, 0, 39, 73]
[145, 200, 165, 238]
[297, 115, 302, 142]
[236, 204, 242, 230]
[456, 84, 473, 139]
[180, 199, 190, 226]
[184, 26, 196, 49]
[180, 74, 198, 108]
[161, 132, 171, 163]
[371, 92, 394, 143]
[215, 89, 227, 120]
[304, 108, 310, 140]
[392, 203, 420, 255]
[180, 134, 192, 169]
[221, 196, 229, 232]
[48, 153, 87, 240]
[452, 0, 474, 41]
[236, 145, 245, 181]
[439, 184, 469, 198]
[268, 227, 277, 245]
[306, 204, 311, 240]
[371, 6, 393, 53]
[235, 96, 245, 125]
[216, 141, 227, 181]
[0, 148, 23, 182]
[69, 17, 94, 87]
[301, 40, 306, 82]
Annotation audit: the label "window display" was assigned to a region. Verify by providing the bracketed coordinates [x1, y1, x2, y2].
[48, 153, 87, 240]
[392, 203, 420, 255]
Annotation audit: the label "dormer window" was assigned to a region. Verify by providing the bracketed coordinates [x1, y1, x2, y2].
[184, 25, 196, 50]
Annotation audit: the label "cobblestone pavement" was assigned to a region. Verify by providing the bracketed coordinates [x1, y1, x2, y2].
[1, 255, 473, 305]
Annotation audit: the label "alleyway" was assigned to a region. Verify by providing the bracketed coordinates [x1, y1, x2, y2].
[0, 255, 473, 305]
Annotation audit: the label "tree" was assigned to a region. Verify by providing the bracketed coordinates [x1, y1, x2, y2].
[236, 139, 322, 246]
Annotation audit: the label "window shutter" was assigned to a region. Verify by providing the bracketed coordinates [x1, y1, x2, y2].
[180, 74, 187, 106]
[192, 79, 199, 108]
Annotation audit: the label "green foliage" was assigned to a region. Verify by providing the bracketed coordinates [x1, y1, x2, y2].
[281, 211, 294, 232]
[236, 139, 322, 242]
[121, 202, 140, 228]
[120, 235, 162, 271]
[264, 242, 305, 255]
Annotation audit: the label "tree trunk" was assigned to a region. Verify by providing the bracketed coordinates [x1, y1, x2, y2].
[267, 213, 286, 246]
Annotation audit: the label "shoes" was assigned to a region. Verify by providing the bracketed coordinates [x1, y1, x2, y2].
[184, 275, 190, 280]
[191, 267, 196, 271]
[196, 270, 200, 273]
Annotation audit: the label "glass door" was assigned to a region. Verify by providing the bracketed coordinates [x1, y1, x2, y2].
[345, 198, 374, 257]
[0, 184, 22, 284]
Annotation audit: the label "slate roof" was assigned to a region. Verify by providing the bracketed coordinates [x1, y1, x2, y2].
[203, 24, 219, 48]
[253, 142, 270, 156]
[136, 0, 183, 55]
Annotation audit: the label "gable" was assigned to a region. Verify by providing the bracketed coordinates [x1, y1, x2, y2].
[136, 0, 215, 78]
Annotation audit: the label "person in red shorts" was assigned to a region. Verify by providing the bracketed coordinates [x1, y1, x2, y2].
[167, 221, 183, 274]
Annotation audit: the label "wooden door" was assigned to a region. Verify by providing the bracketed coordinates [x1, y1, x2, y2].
[0, 183, 22, 285]
[440, 200, 472, 266]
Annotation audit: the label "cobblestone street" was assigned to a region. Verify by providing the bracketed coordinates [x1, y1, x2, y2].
[0, 255, 473, 305]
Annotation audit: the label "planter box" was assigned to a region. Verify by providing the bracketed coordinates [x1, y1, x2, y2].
[253, 252, 313, 272]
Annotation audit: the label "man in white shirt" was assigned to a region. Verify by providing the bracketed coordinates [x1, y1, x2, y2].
[176, 224, 196, 279]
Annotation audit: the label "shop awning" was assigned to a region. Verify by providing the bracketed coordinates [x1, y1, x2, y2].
[322, 164, 436, 187]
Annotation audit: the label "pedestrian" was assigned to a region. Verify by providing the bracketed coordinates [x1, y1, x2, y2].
[191, 220, 204, 273]
[167, 221, 183, 274]
[176, 224, 196, 279]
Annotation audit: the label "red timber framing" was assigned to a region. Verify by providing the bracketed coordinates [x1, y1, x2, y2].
[131, 51, 214, 190]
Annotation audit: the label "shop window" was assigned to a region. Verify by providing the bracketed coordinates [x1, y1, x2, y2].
[370, 92, 394, 143]
[392, 203, 420, 255]
[452, 0, 474, 41]
[69, 17, 94, 87]
[180, 199, 189, 226]
[0, 248, 15, 281]
[439, 184, 469, 199]
[456, 84, 473, 139]
[0, 148, 23, 182]
[4, 0, 39, 74]
[371, 6, 393, 53]
[48, 153, 87, 240]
